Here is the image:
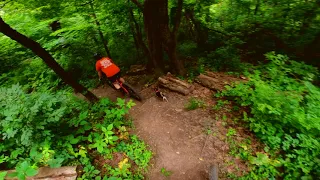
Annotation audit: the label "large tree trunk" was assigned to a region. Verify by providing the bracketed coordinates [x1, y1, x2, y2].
[0, 17, 99, 103]
[143, 0, 166, 71]
[89, 2, 112, 58]
[143, 0, 185, 75]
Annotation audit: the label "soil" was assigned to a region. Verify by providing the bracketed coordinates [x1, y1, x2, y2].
[85, 73, 256, 180]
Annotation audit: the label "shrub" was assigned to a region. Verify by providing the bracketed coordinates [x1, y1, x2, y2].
[222, 52, 320, 179]
[0, 85, 151, 179]
[185, 98, 205, 110]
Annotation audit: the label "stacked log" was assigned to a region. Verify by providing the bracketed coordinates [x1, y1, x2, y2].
[158, 74, 194, 95]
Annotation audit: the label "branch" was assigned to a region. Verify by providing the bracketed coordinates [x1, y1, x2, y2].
[0, 17, 99, 102]
[207, 28, 232, 37]
[130, 0, 143, 11]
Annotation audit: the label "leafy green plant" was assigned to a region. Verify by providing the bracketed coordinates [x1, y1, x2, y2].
[0, 85, 151, 179]
[226, 128, 236, 137]
[7, 161, 38, 180]
[185, 98, 205, 110]
[160, 167, 172, 177]
[213, 100, 230, 110]
[222, 53, 320, 179]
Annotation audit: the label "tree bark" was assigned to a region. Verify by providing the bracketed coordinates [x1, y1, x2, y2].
[143, 0, 185, 75]
[89, 2, 112, 58]
[0, 17, 99, 103]
[164, 0, 185, 75]
[4, 166, 78, 180]
[143, 0, 166, 71]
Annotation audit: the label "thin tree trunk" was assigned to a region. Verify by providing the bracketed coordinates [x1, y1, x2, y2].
[164, 0, 185, 75]
[89, 2, 112, 58]
[128, 3, 152, 64]
[128, 9, 141, 59]
[0, 17, 99, 103]
[254, 0, 260, 15]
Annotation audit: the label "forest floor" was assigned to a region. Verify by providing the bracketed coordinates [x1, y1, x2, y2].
[89, 73, 260, 180]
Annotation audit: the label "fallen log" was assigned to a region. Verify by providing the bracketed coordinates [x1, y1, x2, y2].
[196, 74, 225, 91]
[3, 166, 78, 180]
[167, 77, 192, 89]
[158, 77, 193, 95]
[205, 71, 220, 79]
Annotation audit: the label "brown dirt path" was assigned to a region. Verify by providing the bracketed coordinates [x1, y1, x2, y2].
[89, 81, 248, 180]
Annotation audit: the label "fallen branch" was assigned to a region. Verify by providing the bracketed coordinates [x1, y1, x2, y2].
[3, 166, 78, 180]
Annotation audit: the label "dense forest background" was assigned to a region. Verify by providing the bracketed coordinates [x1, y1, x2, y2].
[0, 0, 319, 179]
[1, 0, 319, 90]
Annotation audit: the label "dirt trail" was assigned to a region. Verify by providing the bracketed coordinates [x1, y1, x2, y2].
[90, 82, 247, 179]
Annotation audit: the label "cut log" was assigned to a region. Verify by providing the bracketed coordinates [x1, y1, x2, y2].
[3, 166, 78, 180]
[196, 74, 224, 91]
[205, 71, 220, 79]
[167, 77, 192, 88]
[158, 77, 193, 95]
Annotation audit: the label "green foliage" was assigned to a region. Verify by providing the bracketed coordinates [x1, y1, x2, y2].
[185, 98, 205, 110]
[7, 161, 38, 180]
[178, 41, 198, 57]
[207, 38, 244, 71]
[160, 167, 172, 177]
[226, 128, 236, 137]
[213, 100, 230, 110]
[0, 85, 151, 179]
[222, 53, 320, 179]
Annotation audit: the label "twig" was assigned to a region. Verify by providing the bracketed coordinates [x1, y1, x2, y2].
[201, 134, 210, 155]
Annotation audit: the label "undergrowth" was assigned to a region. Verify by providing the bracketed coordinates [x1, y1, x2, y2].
[219, 52, 320, 179]
[0, 85, 152, 179]
[185, 98, 205, 110]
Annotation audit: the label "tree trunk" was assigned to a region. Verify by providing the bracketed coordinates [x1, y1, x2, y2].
[89, 2, 112, 58]
[132, 0, 185, 74]
[0, 17, 99, 103]
[143, 0, 165, 71]
[128, 9, 141, 59]
[163, 0, 185, 75]
[128, 4, 152, 64]
[254, 0, 260, 15]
